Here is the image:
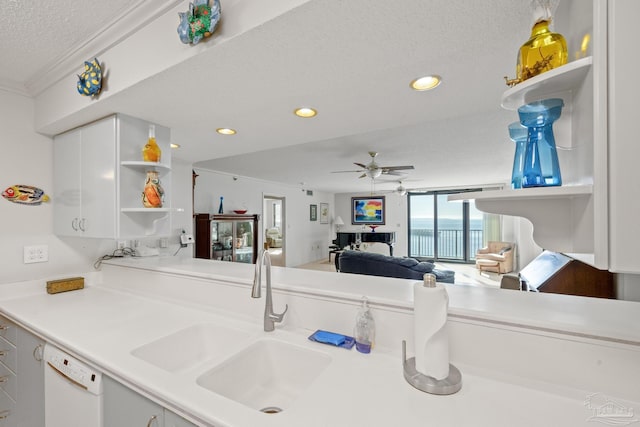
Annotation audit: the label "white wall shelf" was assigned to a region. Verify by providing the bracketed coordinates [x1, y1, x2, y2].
[501, 56, 593, 109]
[449, 185, 593, 202]
[121, 208, 171, 213]
[450, 185, 594, 255]
[120, 161, 170, 172]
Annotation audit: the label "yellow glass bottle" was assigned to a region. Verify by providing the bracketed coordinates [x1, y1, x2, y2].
[142, 124, 162, 163]
[516, 1, 567, 83]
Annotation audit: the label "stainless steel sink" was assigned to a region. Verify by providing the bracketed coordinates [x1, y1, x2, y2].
[131, 323, 251, 372]
[196, 338, 331, 413]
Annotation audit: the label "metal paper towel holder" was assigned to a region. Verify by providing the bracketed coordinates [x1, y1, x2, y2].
[402, 340, 462, 395]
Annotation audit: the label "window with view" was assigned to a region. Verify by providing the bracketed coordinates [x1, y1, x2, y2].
[408, 191, 486, 262]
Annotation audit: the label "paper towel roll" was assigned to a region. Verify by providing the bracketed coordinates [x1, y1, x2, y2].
[413, 281, 450, 380]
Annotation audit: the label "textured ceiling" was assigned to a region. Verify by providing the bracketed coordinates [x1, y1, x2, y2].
[0, 0, 543, 194]
[0, 0, 140, 91]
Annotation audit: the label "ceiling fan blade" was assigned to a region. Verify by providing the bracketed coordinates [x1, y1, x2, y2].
[384, 170, 409, 176]
[381, 165, 415, 171]
[331, 170, 364, 173]
[353, 162, 367, 169]
[358, 173, 367, 179]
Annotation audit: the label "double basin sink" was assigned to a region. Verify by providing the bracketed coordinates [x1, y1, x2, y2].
[130, 323, 332, 413]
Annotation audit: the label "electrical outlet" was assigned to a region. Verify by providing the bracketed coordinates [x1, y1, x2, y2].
[24, 245, 48, 264]
[117, 240, 127, 250]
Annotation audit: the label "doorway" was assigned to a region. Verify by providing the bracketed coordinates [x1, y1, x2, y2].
[263, 195, 285, 267]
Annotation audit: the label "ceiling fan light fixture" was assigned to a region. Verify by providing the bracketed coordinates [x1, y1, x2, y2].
[366, 168, 382, 179]
[216, 128, 236, 135]
[294, 107, 317, 118]
[410, 75, 441, 91]
[397, 186, 407, 196]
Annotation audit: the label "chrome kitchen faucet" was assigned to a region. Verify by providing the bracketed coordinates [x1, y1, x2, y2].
[252, 250, 288, 332]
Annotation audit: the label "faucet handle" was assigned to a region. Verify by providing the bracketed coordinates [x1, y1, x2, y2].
[269, 304, 289, 323]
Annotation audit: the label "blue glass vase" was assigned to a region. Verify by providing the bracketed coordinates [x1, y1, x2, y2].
[518, 98, 563, 187]
[508, 122, 528, 189]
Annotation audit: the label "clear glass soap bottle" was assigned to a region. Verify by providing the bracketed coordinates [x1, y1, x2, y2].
[354, 296, 375, 354]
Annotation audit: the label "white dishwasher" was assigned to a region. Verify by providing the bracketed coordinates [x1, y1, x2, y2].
[44, 344, 103, 427]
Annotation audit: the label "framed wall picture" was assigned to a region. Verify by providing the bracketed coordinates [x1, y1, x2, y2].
[310, 204, 317, 221]
[319, 203, 329, 224]
[351, 196, 385, 225]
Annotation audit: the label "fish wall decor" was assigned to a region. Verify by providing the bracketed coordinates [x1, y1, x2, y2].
[177, 0, 221, 45]
[2, 185, 50, 205]
[77, 58, 103, 97]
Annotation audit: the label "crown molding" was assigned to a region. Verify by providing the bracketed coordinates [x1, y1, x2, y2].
[0, 80, 30, 97]
[26, 0, 183, 97]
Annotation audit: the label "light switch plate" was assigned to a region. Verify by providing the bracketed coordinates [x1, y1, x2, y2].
[180, 234, 194, 245]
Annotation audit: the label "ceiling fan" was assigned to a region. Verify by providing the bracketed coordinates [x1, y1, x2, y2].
[378, 181, 412, 196]
[331, 151, 414, 179]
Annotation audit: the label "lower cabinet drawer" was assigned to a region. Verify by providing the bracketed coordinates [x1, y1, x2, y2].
[0, 316, 16, 347]
[0, 340, 16, 374]
[0, 363, 16, 400]
[0, 388, 16, 425]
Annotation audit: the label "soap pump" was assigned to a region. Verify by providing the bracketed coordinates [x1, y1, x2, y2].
[354, 296, 375, 354]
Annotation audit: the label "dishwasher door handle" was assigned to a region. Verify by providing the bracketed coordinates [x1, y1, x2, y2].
[47, 361, 88, 390]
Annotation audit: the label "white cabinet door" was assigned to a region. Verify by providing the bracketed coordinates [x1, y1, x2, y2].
[16, 326, 44, 427]
[104, 376, 165, 427]
[164, 410, 198, 427]
[53, 117, 117, 238]
[608, 0, 640, 273]
[79, 117, 117, 238]
[53, 128, 82, 236]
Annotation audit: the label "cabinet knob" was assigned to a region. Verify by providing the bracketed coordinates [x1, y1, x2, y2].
[79, 218, 86, 232]
[72, 218, 79, 231]
[0, 324, 9, 331]
[0, 409, 10, 420]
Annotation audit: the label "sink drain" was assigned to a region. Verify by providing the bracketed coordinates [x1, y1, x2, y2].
[260, 406, 283, 414]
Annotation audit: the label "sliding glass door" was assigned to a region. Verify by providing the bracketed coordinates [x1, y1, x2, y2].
[408, 192, 484, 262]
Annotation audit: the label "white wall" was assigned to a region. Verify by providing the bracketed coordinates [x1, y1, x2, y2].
[0, 90, 113, 284]
[193, 168, 334, 266]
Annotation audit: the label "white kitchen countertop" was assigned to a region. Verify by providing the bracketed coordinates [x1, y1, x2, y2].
[0, 257, 639, 426]
[103, 257, 640, 345]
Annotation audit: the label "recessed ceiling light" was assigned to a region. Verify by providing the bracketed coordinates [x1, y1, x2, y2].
[294, 107, 317, 118]
[170, 143, 180, 149]
[216, 128, 236, 135]
[410, 75, 441, 91]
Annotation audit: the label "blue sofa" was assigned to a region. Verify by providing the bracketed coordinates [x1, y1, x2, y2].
[337, 250, 455, 283]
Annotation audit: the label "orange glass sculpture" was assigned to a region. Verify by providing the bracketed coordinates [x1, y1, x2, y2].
[142, 125, 161, 163]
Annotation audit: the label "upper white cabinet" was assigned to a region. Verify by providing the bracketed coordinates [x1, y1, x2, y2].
[53, 114, 171, 239]
[451, 0, 610, 270]
[53, 117, 117, 238]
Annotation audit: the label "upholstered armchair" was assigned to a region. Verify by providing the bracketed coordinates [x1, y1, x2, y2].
[265, 227, 282, 248]
[475, 241, 515, 274]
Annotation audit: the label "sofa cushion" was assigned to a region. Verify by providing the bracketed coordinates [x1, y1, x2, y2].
[338, 250, 455, 283]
